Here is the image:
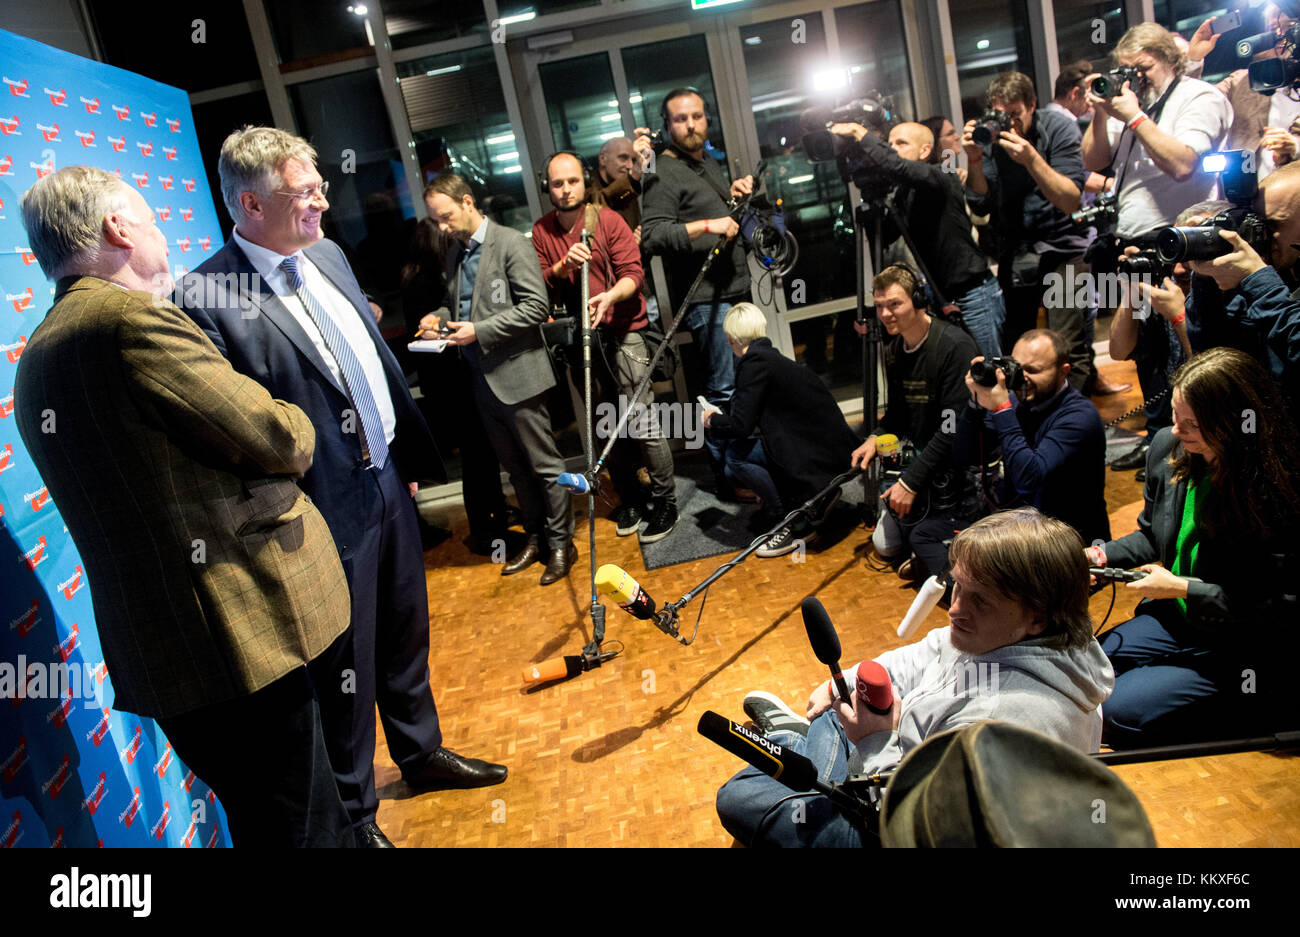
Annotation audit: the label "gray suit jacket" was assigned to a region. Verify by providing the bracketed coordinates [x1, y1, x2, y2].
[445, 219, 553, 406]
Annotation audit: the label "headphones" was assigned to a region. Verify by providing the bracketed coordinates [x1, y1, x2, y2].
[659, 86, 712, 136]
[880, 262, 931, 310]
[537, 150, 592, 192]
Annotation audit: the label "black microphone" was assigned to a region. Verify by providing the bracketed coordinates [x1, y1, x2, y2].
[802, 597, 852, 705]
[697, 711, 820, 791]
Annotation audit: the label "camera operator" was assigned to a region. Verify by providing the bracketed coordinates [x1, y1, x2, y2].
[849, 265, 981, 581]
[1186, 5, 1300, 180]
[962, 71, 1094, 389]
[950, 329, 1111, 547]
[1081, 23, 1231, 246]
[828, 120, 1006, 358]
[639, 88, 753, 494]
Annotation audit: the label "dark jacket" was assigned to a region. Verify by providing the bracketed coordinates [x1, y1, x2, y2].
[842, 134, 990, 300]
[1230, 265, 1300, 412]
[951, 384, 1111, 545]
[1102, 428, 1297, 646]
[641, 148, 750, 307]
[708, 338, 860, 503]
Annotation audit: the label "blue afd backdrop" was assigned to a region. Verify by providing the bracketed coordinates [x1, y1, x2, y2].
[0, 27, 230, 847]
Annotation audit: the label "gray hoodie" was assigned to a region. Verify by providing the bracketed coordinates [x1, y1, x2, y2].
[845, 626, 1114, 777]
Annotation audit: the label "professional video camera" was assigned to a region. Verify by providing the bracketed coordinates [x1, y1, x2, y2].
[971, 109, 1014, 146]
[1070, 190, 1117, 226]
[1091, 65, 1142, 97]
[800, 90, 897, 162]
[969, 355, 1027, 392]
[1155, 150, 1270, 263]
[1243, 22, 1300, 95]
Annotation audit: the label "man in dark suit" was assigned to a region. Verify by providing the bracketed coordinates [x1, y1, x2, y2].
[175, 128, 505, 848]
[16, 165, 353, 846]
[420, 172, 576, 584]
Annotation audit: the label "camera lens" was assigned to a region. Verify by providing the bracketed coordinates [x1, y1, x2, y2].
[972, 124, 993, 146]
[1156, 226, 1232, 263]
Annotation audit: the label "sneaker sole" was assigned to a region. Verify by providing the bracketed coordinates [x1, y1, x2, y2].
[615, 523, 641, 537]
[637, 517, 678, 544]
[743, 690, 810, 733]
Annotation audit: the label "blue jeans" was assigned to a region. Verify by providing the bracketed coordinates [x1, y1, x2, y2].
[723, 437, 781, 512]
[1100, 613, 1267, 747]
[715, 711, 873, 847]
[686, 299, 737, 467]
[954, 277, 1006, 359]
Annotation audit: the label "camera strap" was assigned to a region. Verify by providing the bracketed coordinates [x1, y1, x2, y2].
[1113, 76, 1181, 201]
[668, 145, 736, 208]
[883, 189, 949, 307]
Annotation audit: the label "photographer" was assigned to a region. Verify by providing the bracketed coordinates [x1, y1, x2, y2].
[849, 265, 981, 580]
[962, 71, 1094, 388]
[1081, 23, 1230, 245]
[950, 329, 1111, 547]
[1091, 348, 1300, 747]
[829, 120, 1005, 358]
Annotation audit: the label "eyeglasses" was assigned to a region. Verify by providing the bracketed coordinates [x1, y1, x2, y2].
[275, 180, 330, 203]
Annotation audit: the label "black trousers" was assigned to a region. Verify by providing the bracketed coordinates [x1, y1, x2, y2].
[308, 459, 443, 827]
[157, 665, 355, 847]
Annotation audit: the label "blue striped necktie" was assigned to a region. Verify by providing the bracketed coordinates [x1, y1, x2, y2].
[280, 255, 388, 469]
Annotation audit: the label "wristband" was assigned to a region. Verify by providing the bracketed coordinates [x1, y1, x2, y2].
[1170, 311, 1186, 325]
[703, 219, 711, 236]
[1128, 112, 1148, 131]
[993, 400, 1014, 412]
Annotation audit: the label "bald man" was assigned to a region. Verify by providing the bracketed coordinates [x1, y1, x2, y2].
[829, 118, 1003, 356]
[596, 136, 649, 238]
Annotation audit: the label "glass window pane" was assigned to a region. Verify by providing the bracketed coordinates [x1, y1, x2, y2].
[1053, 1, 1126, 68]
[288, 71, 413, 279]
[396, 47, 532, 233]
[949, 0, 1037, 120]
[384, 0, 488, 48]
[539, 53, 621, 160]
[621, 34, 731, 177]
[1154, 0, 1264, 83]
[191, 92, 276, 241]
[834, 1, 916, 122]
[266, 0, 370, 64]
[89, 0, 261, 93]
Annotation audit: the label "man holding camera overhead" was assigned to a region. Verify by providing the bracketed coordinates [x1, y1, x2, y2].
[1080, 22, 1230, 467]
[962, 71, 1093, 385]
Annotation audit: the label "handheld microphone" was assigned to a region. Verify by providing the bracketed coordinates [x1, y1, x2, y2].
[521, 649, 620, 688]
[595, 564, 657, 620]
[855, 660, 894, 716]
[559, 471, 595, 495]
[696, 711, 820, 790]
[801, 597, 853, 706]
[898, 574, 947, 639]
[875, 432, 901, 459]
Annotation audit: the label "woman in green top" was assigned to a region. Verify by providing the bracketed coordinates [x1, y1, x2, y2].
[1090, 347, 1300, 748]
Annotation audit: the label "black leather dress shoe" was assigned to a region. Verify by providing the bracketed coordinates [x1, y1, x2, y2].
[501, 538, 541, 575]
[1110, 442, 1150, 471]
[403, 747, 508, 791]
[539, 543, 578, 586]
[357, 821, 395, 847]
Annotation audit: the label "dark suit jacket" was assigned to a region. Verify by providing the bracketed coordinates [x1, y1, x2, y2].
[15, 277, 350, 719]
[174, 238, 445, 562]
[444, 219, 553, 406]
[708, 338, 860, 503]
[1103, 427, 1296, 645]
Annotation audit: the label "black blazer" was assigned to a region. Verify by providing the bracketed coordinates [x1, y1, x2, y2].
[709, 338, 860, 503]
[1103, 428, 1296, 645]
[176, 238, 445, 562]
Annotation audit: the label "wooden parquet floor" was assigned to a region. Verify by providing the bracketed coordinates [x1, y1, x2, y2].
[373, 358, 1300, 847]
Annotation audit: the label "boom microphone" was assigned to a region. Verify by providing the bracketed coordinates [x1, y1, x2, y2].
[801, 597, 853, 707]
[697, 711, 820, 790]
[595, 564, 657, 620]
[897, 573, 946, 639]
[559, 472, 595, 495]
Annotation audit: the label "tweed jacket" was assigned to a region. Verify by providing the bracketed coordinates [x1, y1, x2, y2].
[444, 219, 554, 406]
[14, 277, 349, 718]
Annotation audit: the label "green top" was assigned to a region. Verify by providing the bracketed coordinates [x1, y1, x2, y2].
[1172, 474, 1208, 617]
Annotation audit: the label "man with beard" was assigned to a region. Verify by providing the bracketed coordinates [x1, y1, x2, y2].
[1081, 22, 1229, 470]
[531, 152, 679, 543]
[640, 89, 753, 495]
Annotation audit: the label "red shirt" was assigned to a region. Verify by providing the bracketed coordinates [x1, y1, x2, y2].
[531, 205, 647, 332]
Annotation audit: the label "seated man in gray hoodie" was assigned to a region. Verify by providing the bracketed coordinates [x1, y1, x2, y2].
[714, 507, 1114, 847]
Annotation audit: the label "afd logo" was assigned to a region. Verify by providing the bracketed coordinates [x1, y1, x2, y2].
[136, 140, 153, 157]
[45, 88, 67, 107]
[80, 96, 100, 114]
[166, 118, 180, 132]
[131, 171, 148, 188]
[111, 103, 130, 121]
[162, 146, 177, 161]
[107, 135, 125, 153]
[155, 205, 170, 222]
[18, 246, 36, 265]
[2, 335, 26, 362]
[83, 769, 108, 811]
[4, 77, 29, 98]
[180, 207, 193, 222]
[0, 155, 13, 176]
[0, 115, 20, 135]
[159, 175, 173, 190]
[0, 443, 15, 475]
[41, 753, 72, 800]
[75, 129, 95, 148]
[0, 389, 14, 418]
[9, 287, 34, 312]
[59, 565, 83, 600]
[182, 177, 196, 192]
[175, 236, 190, 253]
[199, 236, 211, 251]
[30, 160, 53, 180]
[87, 709, 111, 748]
[23, 486, 49, 513]
[21, 535, 47, 571]
[139, 110, 157, 127]
[37, 123, 59, 142]
[9, 598, 40, 636]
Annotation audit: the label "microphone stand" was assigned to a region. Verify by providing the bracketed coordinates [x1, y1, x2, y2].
[1093, 730, 1300, 766]
[651, 467, 862, 644]
[579, 232, 609, 667]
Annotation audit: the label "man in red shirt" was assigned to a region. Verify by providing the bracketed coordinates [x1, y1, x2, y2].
[532, 152, 678, 543]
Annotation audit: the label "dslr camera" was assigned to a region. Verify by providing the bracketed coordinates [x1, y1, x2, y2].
[971, 109, 1014, 146]
[1155, 151, 1269, 264]
[1071, 190, 1118, 226]
[1091, 65, 1142, 97]
[970, 356, 1027, 392]
[1116, 250, 1173, 281]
